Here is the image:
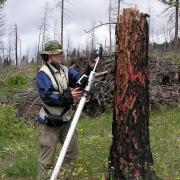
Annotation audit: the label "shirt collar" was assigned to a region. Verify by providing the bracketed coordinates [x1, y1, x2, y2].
[47, 62, 59, 73]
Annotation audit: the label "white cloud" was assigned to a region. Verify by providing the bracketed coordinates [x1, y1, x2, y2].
[1, 0, 168, 58]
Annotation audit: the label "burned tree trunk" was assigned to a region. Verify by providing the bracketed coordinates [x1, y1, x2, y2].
[108, 8, 156, 179]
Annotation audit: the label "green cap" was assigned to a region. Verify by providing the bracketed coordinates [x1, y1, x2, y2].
[40, 40, 63, 55]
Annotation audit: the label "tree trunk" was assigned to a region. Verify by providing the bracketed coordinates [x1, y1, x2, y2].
[118, 0, 121, 16]
[109, 0, 112, 54]
[108, 8, 156, 179]
[42, 5, 48, 50]
[91, 21, 95, 51]
[15, 24, 18, 67]
[174, 0, 179, 58]
[61, 0, 64, 47]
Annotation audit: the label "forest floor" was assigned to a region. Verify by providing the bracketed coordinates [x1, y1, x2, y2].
[0, 105, 179, 180]
[149, 51, 180, 62]
[0, 63, 179, 179]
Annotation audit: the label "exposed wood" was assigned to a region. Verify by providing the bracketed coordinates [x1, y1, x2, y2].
[108, 8, 156, 179]
[95, 71, 108, 77]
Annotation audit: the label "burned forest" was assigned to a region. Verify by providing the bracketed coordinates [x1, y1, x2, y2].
[0, 0, 180, 179]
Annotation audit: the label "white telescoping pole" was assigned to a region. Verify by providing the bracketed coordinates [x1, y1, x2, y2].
[50, 96, 86, 180]
[50, 47, 101, 180]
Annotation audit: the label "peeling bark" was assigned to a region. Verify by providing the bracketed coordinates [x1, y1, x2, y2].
[108, 8, 156, 179]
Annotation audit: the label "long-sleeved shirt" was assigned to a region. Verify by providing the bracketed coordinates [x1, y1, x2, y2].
[37, 68, 80, 107]
[36, 64, 92, 123]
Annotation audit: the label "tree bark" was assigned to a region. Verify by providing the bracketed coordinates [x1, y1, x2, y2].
[108, 8, 156, 179]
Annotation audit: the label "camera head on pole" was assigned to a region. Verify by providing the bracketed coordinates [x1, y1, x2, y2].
[90, 44, 103, 61]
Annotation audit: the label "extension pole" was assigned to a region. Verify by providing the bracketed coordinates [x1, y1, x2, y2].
[50, 47, 101, 180]
[50, 60, 99, 180]
[50, 96, 86, 180]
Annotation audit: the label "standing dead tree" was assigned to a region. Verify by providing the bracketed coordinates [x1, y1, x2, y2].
[60, 0, 64, 47]
[41, 2, 51, 50]
[108, 8, 156, 179]
[109, 0, 112, 54]
[56, 0, 65, 47]
[37, 23, 43, 63]
[159, 0, 179, 58]
[0, 1, 6, 64]
[15, 24, 18, 66]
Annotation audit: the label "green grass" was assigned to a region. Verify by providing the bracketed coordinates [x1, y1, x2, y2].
[149, 51, 180, 63]
[71, 109, 112, 179]
[0, 64, 40, 98]
[150, 106, 180, 179]
[0, 105, 179, 179]
[5, 158, 37, 177]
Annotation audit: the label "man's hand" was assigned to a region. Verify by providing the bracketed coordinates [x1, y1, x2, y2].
[71, 87, 83, 99]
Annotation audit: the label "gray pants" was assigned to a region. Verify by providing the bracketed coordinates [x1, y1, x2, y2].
[37, 122, 78, 180]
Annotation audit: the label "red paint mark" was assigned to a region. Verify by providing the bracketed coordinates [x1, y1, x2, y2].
[122, 97, 129, 112]
[134, 170, 141, 177]
[122, 95, 135, 112]
[129, 63, 147, 85]
[117, 95, 122, 103]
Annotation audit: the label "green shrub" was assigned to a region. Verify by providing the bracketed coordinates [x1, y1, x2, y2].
[4, 74, 29, 93]
[0, 105, 30, 138]
[0, 74, 30, 97]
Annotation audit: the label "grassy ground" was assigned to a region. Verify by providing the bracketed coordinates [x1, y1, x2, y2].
[150, 107, 180, 179]
[149, 51, 180, 62]
[0, 62, 179, 179]
[0, 105, 179, 180]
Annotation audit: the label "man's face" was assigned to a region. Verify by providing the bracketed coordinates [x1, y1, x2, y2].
[49, 52, 64, 64]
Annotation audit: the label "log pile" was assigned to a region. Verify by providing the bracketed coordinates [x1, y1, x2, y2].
[149, 57, 180, 108]
[4, 55, 178, 119]
[85, 56, 180, 115]
[83, 55, 115, 116]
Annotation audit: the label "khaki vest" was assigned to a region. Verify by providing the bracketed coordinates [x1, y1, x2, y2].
[38, 63, 72, 121]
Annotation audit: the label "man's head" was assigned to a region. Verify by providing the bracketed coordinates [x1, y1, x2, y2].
[40, 40, 64, 64]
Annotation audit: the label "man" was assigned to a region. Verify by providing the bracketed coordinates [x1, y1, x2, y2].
[36, 40, 94, 179]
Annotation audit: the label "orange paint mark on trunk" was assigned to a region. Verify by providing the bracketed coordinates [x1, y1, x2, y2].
[129, 64, 147, 85]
